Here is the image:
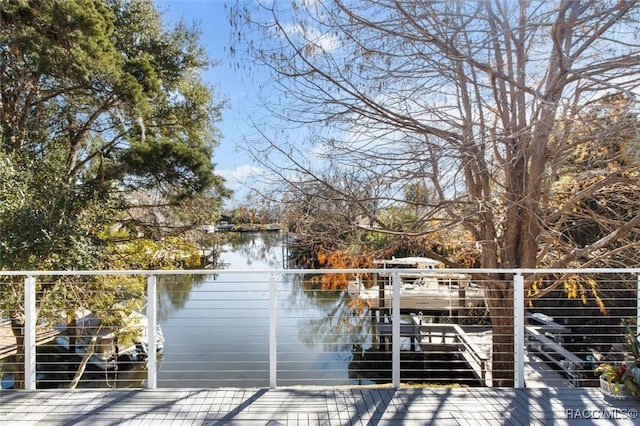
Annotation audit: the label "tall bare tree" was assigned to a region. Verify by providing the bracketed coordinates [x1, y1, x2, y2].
[230, 0, 640, 385]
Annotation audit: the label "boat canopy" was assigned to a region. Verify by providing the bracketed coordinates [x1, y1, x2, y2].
[374, 257, 443, 269]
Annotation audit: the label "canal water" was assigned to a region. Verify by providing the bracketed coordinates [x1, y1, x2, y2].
[3, 232, 478, 389]
[156, 232, 369, 387]
[2, 232, 378, 389]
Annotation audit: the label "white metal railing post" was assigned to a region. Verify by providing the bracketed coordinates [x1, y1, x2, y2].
[513, 273, 525, 388]
[24, 275, 37, 390]
[146, 275, 157, 389]
[392, 272, 401, 388]
[269, 273, 277, 388]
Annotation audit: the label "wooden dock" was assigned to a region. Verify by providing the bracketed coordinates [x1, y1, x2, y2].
[375, 313, 579, 388]
[375, 315, 490, 385]
[413, 317, 490, 385]
[0, 320, 60, 360]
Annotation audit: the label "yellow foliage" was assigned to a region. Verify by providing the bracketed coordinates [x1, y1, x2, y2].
[588, 278, 608, 315]
[527, 280, 542, 307]
[564, 275, 579, 299]
[560, 274, 608, 315]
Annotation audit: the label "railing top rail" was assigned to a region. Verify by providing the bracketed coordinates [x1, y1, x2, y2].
[1, 267, 640, 276]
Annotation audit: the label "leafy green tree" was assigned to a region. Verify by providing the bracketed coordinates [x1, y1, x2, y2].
[0, 0, 229, 387]
[1, 0, 229, 266]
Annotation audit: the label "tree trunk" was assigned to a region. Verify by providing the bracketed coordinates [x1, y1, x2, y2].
[486, 286, 515, 387]
[66, 313, 77, 376]
[10, 318, 25, 390]
[69, 326, 102, 390]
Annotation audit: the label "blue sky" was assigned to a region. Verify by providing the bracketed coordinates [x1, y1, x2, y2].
[156, 0, 264, 206]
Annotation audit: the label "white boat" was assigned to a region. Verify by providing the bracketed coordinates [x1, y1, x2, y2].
[348, 257, 485, 312]
[53, 308, 164, 370]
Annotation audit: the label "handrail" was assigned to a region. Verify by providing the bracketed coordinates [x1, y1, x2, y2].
[2, 267, 640, 276]
[1, 268, 637, 391]
[409, 317, 489, 385]
[452, 323, 489, 384]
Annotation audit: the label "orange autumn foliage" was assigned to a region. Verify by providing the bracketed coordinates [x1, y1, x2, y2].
[313, 248, 376, 291]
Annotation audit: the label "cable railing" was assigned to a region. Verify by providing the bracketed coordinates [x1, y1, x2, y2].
[1, 268, 639, 390]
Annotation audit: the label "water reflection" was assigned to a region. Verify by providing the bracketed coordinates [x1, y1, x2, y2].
[154, 233, 479, 387]
[7, 233, 478, 389]
[156, 232, 374, 387]
[287, 274, 370, 352]
[157, 275, 204, 322]
[2, 233, 370, 389]
[154, 232, 285, 322]
[223, 231, 284, 268]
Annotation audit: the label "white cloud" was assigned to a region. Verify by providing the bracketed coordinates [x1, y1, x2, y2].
[216, 165, 268, 206]
[281, 22, 341, 53]
[218, 165, 265, 189]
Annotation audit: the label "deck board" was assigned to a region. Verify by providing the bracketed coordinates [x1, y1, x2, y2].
[1, 387, 638, 425]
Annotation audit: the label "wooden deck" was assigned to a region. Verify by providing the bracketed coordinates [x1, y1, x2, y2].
[1, 386, 638, 425]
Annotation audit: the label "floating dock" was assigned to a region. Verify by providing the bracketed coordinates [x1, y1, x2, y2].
[0, 320, 60, 360]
